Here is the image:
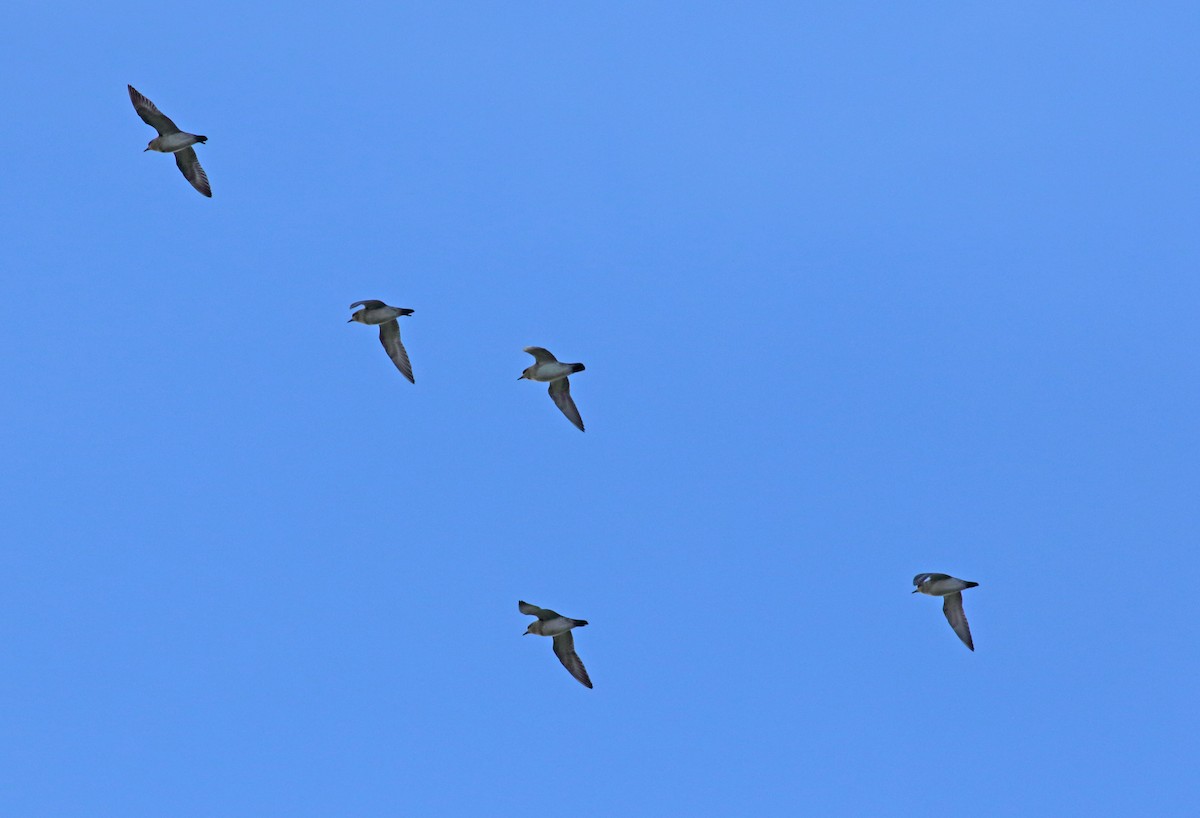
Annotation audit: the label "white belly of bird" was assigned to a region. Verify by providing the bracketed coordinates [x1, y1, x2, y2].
[531, 363, 573, 381]
[155, 133, 199, 152]
[541, 618, 574, 636]
[360, 308, 399, 324]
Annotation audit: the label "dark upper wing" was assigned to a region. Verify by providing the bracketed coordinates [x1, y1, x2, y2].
[378, 320, 414, 383]
[524, 346, 558, 364]
[128, 85, 180, 135]
[548, 378, 584, 432]
[350, 300, 387, 310]
[518, 601, 561, 620]
[942, 592, 975, 651]
[174, 147, 211, 197]
[552, 631, 593, 688]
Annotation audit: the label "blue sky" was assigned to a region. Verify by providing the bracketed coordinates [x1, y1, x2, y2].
[1, 1, 1197, 814]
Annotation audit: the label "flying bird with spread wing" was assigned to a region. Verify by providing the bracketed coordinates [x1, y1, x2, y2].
[913, 573, 980, 651]
[518, 347, 587, 431]
[128, 84, 212, 197]
[348, 300, 416, 383]
[519, 600, 593, 688]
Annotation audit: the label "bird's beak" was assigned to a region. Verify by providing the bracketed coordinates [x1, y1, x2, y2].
[522, 631, 529, 636]
[517, 375, 525, 380]
[346, 318, 354, 323]
[143, 147, 150, 152]
[912, 589, 919, 594]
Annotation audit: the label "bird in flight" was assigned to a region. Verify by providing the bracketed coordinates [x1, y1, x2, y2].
[912, 573, 980, 651]
[518, 347, 586, 431]
[348, 300, 416, 383]
[519, 600, 593, 688]
[128, 84, 211, 197]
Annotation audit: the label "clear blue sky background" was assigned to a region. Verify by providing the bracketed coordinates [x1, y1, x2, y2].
[1, 2, 1197, 815]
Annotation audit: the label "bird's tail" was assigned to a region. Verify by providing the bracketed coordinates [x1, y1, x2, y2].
[195, 135, 208, 143]
[573, 619, 589, 627]
[570, 363, 586, 373]
[963, 581, 980, 589]
[398, 308, 415, 316]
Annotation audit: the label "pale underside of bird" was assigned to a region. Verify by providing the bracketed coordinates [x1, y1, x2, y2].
[518, 347, 586, 431]
[913, 573, 979, 651]
[348, 300, 415, 383]
[519, 600, 592, 688]
[127, 85, 211, 197]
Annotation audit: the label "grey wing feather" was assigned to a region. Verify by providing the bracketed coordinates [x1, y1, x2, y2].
[518, 601, 561, 620]
[175, 148, 211, 197]
[524, 346, 558, 364]
[942, 592, 975, 651]
[379, 320, 414, 383]
[549, 378, 584, 431]
[552, 631, 593, 688]
[128, 85, 180, 135]
[350, 300, 387, 310]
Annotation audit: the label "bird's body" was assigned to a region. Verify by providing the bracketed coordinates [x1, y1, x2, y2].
[128, 85, 211, 197]
[913, 573, 977, 597]
[145, 131, 206, 153]
[521, 359, 582, 382]
[519, 347, 586, 431]
[147, 131, 206, 153]
[525, 616, 585, 638]
[913, 573, 979, 651]
[519, 600, 592, 688]
[349, 300, 415, 383]
[349, 303, 412, 325]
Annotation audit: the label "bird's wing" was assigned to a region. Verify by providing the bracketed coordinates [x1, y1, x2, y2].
[174, 147, 211, 197]
[378, 320, 414, 383]
[128, 85, 180, 135]
[942, 592, 974, 651]
[552, 631, 593, 688]
[548, 377, 584, 432]
[518, 601, 561, 620]
[350, 300, 387, 310]
[524, 346, 558, 363]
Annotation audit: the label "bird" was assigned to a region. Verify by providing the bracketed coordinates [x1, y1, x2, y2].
[127, 85, 211, 197]
[913, 573, 980, 651]
[518, 347, 586, 431]
[348, 301, 415, 383]
[519, 600, 592, 688]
